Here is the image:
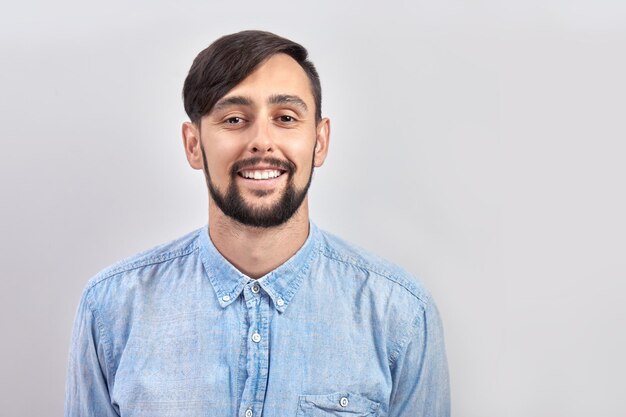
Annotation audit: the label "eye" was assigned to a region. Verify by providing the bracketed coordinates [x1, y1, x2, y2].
[225, 116, 243, 124]
[278, 115, 296, 123]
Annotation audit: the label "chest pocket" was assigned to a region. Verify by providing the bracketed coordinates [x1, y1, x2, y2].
[296, 392, 380, 416]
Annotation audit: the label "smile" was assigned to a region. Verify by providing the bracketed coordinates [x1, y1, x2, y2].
[238, 169, 285, 180]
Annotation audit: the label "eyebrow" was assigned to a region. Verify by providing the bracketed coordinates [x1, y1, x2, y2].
[212, 94, 309, 113]
[213, 96, 253, 112]
[269, 94, 308, 112]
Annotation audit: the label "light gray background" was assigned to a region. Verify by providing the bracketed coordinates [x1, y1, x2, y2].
[1, 1, 625, 416]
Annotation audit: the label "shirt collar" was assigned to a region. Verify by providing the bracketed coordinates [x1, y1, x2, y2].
[197, 221, 321, 314]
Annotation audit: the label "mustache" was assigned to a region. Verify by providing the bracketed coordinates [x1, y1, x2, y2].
[231, 157, 295, 175]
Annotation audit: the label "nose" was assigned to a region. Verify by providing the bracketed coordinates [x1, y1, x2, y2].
[247, 119, 274, 154]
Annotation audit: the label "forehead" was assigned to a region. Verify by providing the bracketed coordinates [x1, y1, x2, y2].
[221, 53, 314, 105]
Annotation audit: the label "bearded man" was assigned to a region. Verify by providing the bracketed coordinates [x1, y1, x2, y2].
[65, 30, 450, 417]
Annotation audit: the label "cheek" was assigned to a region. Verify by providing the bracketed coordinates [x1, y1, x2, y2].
[203, 144, 238, 181]
[287, 146, 315, 180]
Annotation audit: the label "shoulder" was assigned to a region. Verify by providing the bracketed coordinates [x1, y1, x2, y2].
[316, 227, 432, 307]
[84, 226, 204, 294]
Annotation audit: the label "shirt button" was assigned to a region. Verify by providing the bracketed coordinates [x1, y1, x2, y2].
[276, 298, 284, 306]
[339, 396, 349, 407]
[222, 295, 231, 302]
[245, 409, 253, 417]
[251, 332, 261, 343]
[251, 284, 260, 294]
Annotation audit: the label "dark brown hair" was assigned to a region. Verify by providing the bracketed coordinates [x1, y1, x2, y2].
[183, 30, 322, 124]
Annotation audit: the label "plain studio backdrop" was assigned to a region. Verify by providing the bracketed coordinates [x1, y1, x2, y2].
[1, 1, 624, 416]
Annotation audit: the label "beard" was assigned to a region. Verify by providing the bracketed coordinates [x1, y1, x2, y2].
[200, 144, 314, 228]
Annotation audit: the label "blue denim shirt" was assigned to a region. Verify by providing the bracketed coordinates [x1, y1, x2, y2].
[65, 222, 450, 416]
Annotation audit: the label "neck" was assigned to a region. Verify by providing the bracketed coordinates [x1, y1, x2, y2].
[207, 198, 311, 279]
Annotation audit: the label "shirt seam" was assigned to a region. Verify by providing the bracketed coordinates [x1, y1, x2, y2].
[388, 308, 424, 368]
[320, 248, 429, 304]
[84, 286, 116, 386]
[86, 238, 199, 290]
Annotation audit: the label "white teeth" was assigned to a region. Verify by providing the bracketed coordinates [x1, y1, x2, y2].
[240, 170, 282, 180]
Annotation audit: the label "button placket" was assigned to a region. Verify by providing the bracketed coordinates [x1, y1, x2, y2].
[238, 292, 271, 417]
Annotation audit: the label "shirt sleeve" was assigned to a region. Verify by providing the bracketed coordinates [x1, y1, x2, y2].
[64, 287, 120, 417]
[388, 297, 451, 417]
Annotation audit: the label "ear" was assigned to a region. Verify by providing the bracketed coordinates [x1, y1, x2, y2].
[182, 121, 204, 170]
[313, 117, 330, 168]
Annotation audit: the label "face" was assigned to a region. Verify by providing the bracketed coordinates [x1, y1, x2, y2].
[182, 53, 330, 228]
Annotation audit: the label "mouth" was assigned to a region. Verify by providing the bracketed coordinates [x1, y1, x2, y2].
[237, 168, 287, 180]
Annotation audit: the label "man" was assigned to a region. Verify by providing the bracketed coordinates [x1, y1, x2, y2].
[65, 30, 450, 417]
